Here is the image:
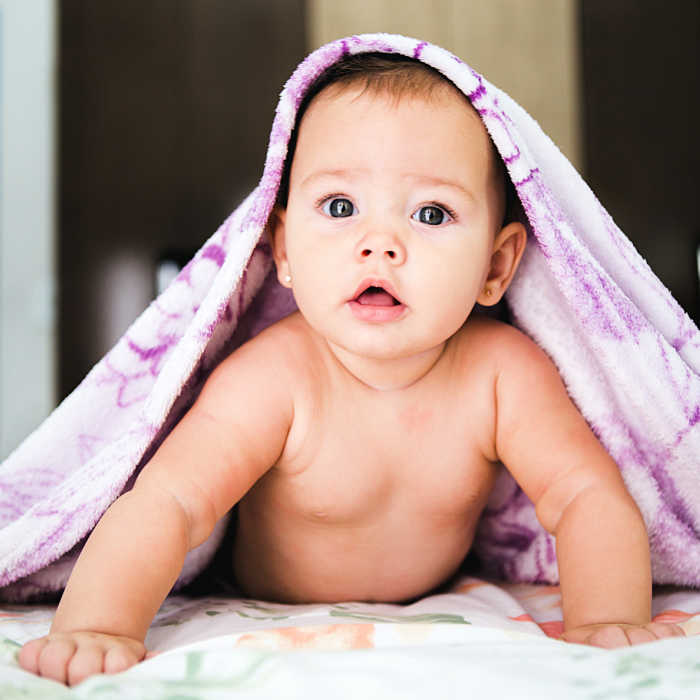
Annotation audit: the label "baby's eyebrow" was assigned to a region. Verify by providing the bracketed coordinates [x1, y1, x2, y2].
[299, 169, 475, 202]
[403, 174, 475, 202]
[300, 168, 368, 189]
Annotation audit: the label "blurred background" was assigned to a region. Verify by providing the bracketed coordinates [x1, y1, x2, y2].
[1, 0, 698, 458]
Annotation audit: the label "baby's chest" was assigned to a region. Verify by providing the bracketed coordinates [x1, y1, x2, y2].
[273, 402, 496, 524]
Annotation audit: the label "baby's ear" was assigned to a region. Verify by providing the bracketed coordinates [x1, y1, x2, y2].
[477, 221, 527, 306]
[268, 206, 291, 287]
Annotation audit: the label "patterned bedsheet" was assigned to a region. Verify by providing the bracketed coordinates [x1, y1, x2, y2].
[2, 574, 700, 698]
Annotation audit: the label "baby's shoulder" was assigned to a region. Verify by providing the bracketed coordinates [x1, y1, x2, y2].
[457, 314, 563, 397]
[449, 314, 555, 388]
[454, 314, 536, 359]
[195, 311, 318, 423]
[217, 311, 319, 384]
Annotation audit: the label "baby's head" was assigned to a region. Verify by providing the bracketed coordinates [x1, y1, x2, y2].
[277, 53, 518, 228]
[270, 52, 527, 363]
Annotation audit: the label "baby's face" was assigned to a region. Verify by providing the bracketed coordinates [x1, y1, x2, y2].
[272, 85, 507, 363]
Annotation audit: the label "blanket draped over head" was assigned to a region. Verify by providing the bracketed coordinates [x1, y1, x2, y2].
[2, 34, 699, 601]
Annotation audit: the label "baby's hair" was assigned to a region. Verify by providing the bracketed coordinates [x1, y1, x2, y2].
[276, 52, 518, 227]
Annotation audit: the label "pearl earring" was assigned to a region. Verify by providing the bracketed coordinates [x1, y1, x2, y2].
[284, 274, 292, 284]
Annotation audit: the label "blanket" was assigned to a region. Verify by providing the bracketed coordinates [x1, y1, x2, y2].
[1, 33, 699, 601]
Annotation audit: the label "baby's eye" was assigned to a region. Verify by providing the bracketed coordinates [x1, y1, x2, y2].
[411, 204, 452, 226]
[322, 197, 356, 218]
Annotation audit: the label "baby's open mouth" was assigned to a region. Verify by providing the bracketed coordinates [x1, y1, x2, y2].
[355, 286, 402, 306]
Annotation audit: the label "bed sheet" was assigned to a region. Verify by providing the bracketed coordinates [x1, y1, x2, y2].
[2, 574, 700, 698]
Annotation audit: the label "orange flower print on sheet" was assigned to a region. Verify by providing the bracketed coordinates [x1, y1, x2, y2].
[537, 620, 564, 639]
[652, 609, 694, 624]
[508, 584, 562, 599]
[452, 580, 489, 594]
[236, 623, 375, 651]
[509, 613, 535, 624]
[509, 613, 564, 639]
[506, 584, 563, 613]
[0, 610, 32, 622]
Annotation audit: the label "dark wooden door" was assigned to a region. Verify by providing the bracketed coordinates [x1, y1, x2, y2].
[580, 0, 700, 322]
[59, 0, 306, 398]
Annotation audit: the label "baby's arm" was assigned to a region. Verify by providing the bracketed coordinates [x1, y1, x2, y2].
[19, 328, 294, 684]
[491, 326, 684, 647]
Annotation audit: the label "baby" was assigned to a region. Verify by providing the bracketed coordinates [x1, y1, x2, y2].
[19, 53, 684, 685]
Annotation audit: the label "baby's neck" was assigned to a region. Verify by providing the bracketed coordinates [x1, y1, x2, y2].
[324, 340, 449, 392]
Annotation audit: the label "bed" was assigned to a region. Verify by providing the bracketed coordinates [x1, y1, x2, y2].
[2, 573, 700, 698]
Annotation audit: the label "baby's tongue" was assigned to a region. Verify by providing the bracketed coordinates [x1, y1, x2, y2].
[357, 288, 395, 306]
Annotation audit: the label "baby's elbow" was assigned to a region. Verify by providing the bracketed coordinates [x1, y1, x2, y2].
[538, 477, 641, 537]
[533, 468, 590, 535]
[132, 473, 217, 552]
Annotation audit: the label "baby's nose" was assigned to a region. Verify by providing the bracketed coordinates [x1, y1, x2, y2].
[354, 232, 406, 265]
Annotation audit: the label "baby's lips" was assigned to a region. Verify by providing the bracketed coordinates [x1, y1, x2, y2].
[350, 277, 404, 305]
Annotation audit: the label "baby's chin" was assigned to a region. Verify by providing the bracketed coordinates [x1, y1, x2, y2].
[328, 333, 452, 372]
[296, 304, 458, 361]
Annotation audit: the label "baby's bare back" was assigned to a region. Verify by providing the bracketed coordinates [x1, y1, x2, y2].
[233, 313, 500, 603]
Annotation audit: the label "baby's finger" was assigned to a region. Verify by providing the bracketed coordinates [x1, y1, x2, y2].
[587, 625, 631, 649]
[67, 644, 105, 686]
[18, 638, 48, 674]
[646, 622, 686, 639]
[37, 637, 77, 685]
[104, 643, 141, 675]
[625, 627, 656, 646]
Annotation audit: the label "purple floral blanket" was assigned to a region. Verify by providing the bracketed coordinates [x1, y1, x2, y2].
[2, 34, 699, 601]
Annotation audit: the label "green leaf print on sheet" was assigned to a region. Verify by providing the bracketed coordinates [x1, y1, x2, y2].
[329, 609, 470, 625]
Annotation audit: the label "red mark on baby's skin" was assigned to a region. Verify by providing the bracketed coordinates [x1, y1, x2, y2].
[398, 404, 434, 432]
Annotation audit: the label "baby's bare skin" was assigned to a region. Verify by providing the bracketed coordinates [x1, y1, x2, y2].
[19, 69, 685, 687]
[233, 311, 499, 604]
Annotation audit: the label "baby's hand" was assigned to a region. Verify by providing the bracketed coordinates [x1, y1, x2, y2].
[560, 622, 685, 648]
[18, 631, 146, 686]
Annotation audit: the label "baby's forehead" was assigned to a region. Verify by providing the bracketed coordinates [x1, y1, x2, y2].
[305, 80, 497, 169]
[317, 72, 480, 121]
[277, 54, 507, 209]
